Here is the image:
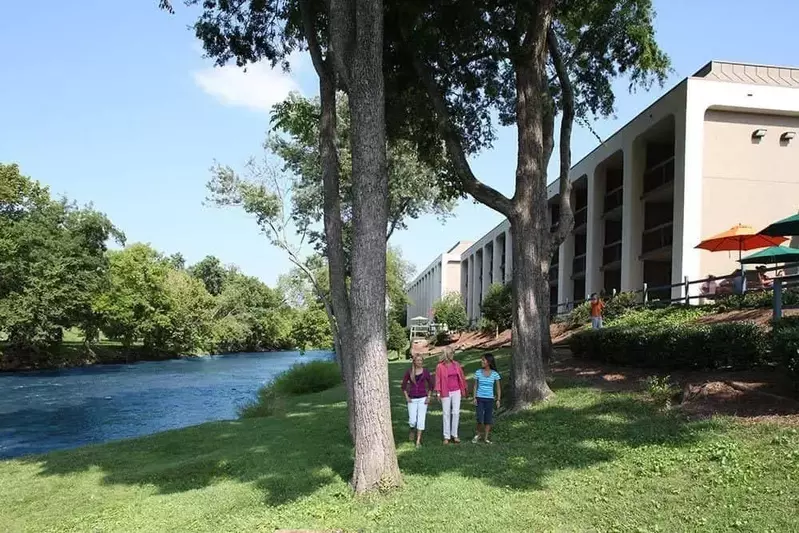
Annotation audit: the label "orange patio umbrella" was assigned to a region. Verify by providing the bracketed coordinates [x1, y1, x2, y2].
[696, 223, 787, 260]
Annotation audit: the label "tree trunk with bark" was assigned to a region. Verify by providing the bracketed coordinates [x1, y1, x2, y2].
[330, 0, 401, 493]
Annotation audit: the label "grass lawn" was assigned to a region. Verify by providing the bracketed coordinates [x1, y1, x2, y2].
[1, 350, 797, 532]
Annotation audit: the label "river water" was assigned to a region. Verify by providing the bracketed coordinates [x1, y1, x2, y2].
[0, 350, 333, 459]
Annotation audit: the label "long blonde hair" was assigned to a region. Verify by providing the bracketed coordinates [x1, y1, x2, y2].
[439, 346, 456, 365]
[409, 354, 424, 384]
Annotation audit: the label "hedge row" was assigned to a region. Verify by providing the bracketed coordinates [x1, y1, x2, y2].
[570, 320, 799, 387]
[569, 322, 769, 371]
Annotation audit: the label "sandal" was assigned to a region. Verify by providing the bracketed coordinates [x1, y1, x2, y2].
[451, 437, 461, 444]
[443, 439, 450, 445]
[471, 435, 481, 444]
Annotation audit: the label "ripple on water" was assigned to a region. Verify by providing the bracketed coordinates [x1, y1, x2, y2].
[0, 350, 333, 459]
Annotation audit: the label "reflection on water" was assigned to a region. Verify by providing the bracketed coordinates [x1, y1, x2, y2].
[0, 350, 333, 459]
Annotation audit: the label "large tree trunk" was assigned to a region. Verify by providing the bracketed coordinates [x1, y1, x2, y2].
[506, 11, 555, 409]
[509, 213, 553, 409]
[318, 73, 357, 441]
[342, 0, 401, 493]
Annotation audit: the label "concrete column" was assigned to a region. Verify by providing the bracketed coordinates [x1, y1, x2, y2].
[471, 250, 482, 320]
[481, 247, 491, 309]
[621, 139, 645, 292]
[673, 106, 702, 301]
[559, 233, 575, 306]
[504, 229, 513, 281]
[492, 237, 503, 285]
[586, 167, 604, 294]
[461, 261, 469, 313]
[466, 256, 474, 320]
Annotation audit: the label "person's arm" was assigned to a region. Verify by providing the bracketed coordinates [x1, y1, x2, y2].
[472, 374, 478, 405]
[458, 364, 468, 396]
[495, 375, 501, 407]
[425, 370, 433, 404]
[401, 372, 410, 402]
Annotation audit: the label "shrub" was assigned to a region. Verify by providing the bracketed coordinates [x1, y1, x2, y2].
[645, 375, 680, 410]
[603, 291, 640, 321]
[772, 321, 799, 389]
[432, 293, 468, 332]
[481, 283, 512, 331]
[239, 360, 341, 418]
[569, 321, 767, 371]
[434, 330, 451, 346]
[387, 319, 409, 354]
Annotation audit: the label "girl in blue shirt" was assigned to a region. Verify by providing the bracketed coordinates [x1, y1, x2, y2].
[471, 352, 501, 444]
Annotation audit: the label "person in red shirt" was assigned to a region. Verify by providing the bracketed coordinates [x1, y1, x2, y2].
[589, 293, 605, 329]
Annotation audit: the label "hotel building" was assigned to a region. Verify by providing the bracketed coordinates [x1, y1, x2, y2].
[409, 61, 799, 323]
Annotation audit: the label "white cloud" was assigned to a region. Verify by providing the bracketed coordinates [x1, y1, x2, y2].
[193, 54, 304, 113]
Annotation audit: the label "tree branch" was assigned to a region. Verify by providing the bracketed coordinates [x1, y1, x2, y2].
[386, 197, 411, 241]
[547, 25, 575, 248]
[298, 0, 328, 79]
[400, 28, 513, 218]
[328, 0, 355, 88]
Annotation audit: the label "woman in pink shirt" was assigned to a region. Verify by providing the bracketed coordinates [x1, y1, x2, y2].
[435, 347, 468, 444]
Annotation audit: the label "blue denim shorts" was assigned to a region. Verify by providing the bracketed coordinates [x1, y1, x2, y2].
[475, 397, 494, 424]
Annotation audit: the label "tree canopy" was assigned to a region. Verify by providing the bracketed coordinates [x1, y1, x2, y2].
[0, 163, 333, 370]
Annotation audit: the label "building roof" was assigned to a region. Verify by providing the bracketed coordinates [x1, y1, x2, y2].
[693, 61, 799, 88]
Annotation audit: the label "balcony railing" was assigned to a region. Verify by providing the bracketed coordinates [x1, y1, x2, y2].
[604, 187, 623, 213]
[643, 157, 675, 195]
[574, 207, 587, 228]
[572, 254, 586, 275]
[603, 241, 622, 265]
[641, 223, 674, 254]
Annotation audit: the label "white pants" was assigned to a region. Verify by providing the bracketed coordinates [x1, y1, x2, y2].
[441, 390, 462, 439]
[591, 316, 603, 329]
[408, 397, 428, 431]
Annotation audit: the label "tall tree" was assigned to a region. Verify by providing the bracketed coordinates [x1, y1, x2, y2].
[0, 164, 123, 357]
[161, 0, 402, 493]
[189, 255, 227, 296]
[271, 93, 454, 252]
[384, 0, 669, 408]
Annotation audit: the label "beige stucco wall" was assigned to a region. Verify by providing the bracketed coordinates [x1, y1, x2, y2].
[444, 260, 461, 295]
[699, 110, 799, 276]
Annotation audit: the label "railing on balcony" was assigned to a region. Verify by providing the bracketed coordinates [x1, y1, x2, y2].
[604, 187, 623, 213]
[641, 223, 674, 254]
[643, 156, 675, 195]
[603, 241, 622, 265]
[572, 254, 586, 275]
[573, 207, 587, 228]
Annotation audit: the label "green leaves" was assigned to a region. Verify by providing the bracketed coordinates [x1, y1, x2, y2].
[432, 292, 468, 332]
[0, 164, 121, 358]
[481, 283, 513, 331]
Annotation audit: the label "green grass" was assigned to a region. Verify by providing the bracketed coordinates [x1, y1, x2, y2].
[1, 351, 798, 532]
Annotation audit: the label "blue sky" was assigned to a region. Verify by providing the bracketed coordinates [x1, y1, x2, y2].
[2, 0, 798, 285]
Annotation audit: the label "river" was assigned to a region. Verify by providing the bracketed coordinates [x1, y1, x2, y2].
[0, 350, 333, 459]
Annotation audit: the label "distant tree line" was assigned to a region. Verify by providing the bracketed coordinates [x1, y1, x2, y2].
[0, 163, 333, 369]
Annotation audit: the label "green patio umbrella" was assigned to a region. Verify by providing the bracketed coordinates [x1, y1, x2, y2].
[759, 213, 799, 237]
[740, 245, 799, 265]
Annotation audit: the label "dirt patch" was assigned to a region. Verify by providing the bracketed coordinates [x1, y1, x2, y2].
[547, 350, 799, 424]
[680, 381, 799, 423]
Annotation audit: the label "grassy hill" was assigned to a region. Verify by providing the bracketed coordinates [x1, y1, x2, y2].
[2, 350, 798, 532]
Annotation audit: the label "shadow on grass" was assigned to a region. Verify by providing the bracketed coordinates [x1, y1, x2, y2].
[18, 390, 355, 507]
[18, 351, 717, 505]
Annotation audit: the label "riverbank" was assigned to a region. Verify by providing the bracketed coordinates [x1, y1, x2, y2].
[2, 349, 798, 532]
[0, 341, 323, 372]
